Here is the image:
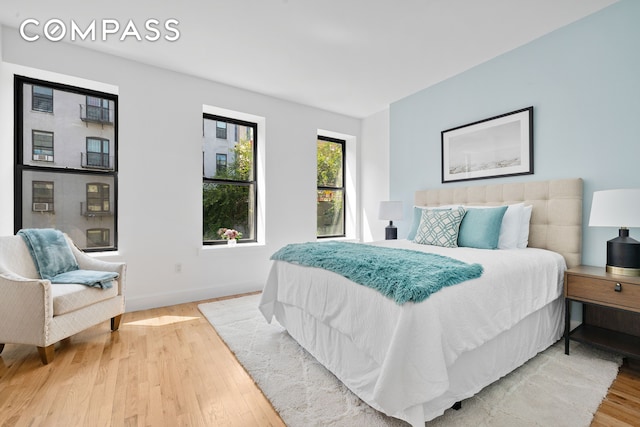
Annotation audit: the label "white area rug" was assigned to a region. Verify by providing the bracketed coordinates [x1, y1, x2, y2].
[199, 294, 622, 426]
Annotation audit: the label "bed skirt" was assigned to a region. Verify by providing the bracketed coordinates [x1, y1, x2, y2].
[269, 296, 564, 426]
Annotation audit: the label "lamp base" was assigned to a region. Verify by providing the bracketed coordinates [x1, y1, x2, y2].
[385, 222, 397, 240]
[606, 265, 640, 277]
[606, 228, 640, 276]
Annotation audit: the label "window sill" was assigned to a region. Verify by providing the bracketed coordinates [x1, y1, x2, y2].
[87, 250, 121, 258]
[198, 241, 265, 255]
[317, 236, 358, 243]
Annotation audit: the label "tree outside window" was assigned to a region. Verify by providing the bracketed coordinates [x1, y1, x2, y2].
[317, 136, 345, 238]
[202, 115, 257, 244]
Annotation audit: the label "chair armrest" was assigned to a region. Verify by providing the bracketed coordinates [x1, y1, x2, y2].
[0, 270, 51, 305]
[66, 238, 126, 296]
[74, 254, 125, 275]
[80, 258, 126, 296]
[0, 272, 52, 344]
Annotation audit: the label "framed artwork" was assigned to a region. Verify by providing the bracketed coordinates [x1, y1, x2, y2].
[441, 107, 533, 183]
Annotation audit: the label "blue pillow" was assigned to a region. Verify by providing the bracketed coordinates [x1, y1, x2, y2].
[457, 206, 508, 249]
[407, 206, 424, 240]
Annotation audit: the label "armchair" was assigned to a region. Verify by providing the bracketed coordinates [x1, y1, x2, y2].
[0, 233, 125, 364]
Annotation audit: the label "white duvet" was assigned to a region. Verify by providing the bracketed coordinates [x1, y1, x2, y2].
[259, 239, 566, 425]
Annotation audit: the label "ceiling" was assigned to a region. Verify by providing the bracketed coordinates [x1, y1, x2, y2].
[0, 0, 618, 118]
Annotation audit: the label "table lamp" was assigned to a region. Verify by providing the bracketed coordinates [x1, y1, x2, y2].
[378, 201, 403, 240]
[589, 189, 640, 276]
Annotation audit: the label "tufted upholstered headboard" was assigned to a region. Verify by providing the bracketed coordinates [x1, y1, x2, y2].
[414, 178, 583, 268]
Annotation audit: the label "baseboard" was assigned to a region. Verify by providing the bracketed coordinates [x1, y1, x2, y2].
[124, 282, 263, 312]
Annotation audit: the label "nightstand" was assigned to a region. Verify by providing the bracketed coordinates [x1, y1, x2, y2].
[565, 265, 640, 358]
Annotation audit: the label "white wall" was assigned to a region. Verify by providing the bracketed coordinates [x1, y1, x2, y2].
[0, 26, 379, 311]
[0, 27, 11, 229]
[360, 109, 390, 242]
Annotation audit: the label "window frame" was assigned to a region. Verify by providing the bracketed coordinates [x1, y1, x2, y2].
[85, 95, 111, 123]
[215, 153, 227, 175]
[316, 135, 346, 239]
[14, 75, 118, 252]
[216, 121, 228, 139]
[202, 113, 258, 245]
[86, 137, 110, 169]
[32, 85, 53, 113]
[86, 182, 111, 213]
[32, 130, 54, 162]
[32, 180, 54, 212]
[86, 228, 110, 248]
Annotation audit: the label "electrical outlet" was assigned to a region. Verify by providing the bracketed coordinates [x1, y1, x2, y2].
[175, 263, 182, 273]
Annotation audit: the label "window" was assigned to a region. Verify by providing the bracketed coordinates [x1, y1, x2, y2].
[32, 130, 54, 161]
[216, 121, 227, 139]
[86, 137, 110, 168]
[32, 85, 53, 113]
[203, 114, 257, 244]
[216, 153, 227, 174]
[32, 181, 54, 212]
[86, 183, 110, 213]
[15, 76, 118, 251]
[84, 96, 112, 123]
[86, 228, 110, 248]
[317, 136, 345, 238]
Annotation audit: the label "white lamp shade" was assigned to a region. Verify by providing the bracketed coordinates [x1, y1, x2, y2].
[589, 189, 640, 228]
[378, 201, 403, 221]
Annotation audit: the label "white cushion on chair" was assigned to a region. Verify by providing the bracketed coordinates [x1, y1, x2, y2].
[51, 281, 119, 316]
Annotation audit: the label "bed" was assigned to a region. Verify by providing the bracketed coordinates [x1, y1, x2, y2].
[259, 178, 583, 426]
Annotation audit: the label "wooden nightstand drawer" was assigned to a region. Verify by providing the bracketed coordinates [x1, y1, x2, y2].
[566, 275, 640, 312]
[565, 265, 640, 359]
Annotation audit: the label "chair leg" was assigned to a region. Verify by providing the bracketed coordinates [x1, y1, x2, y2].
[111, 314, 123, 331]
[0, 343, 4, 354]
[37, 345, 55, 365]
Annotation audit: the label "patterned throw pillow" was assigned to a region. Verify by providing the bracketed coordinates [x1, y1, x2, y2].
[413, 207, 466, 247]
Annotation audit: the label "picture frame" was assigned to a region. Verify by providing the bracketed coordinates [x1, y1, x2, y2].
[441, 107, 533, 183]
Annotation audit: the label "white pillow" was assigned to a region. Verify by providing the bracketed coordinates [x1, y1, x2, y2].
[497, 203, 524, 249]
[517, 205, 533, 248]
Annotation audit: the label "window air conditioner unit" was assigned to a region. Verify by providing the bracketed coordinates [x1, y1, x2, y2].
[33, 154, 53, 161]
[33, 202, 52, 212]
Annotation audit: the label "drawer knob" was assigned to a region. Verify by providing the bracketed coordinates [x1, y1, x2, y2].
[615, 282, 622, 292]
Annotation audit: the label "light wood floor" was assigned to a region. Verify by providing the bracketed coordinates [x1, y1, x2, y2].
[0, 293, 285, 427]
[1, 294, 639, 426]
[592, 362, 640, 426]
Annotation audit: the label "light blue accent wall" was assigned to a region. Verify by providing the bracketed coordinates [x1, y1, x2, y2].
[390, 0, 640, 267]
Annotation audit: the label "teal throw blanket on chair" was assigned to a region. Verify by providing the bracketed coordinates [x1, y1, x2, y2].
[18, 228, 79, 279]
[270, 241, 483, 304]
[18, 228, 117, 289]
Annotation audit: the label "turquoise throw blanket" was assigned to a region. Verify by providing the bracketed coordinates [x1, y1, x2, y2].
[18, 228, 117, 289]
[51, 269, 118, 289]
[18, 228, 79, 279]
[270, 241, 483, 304]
